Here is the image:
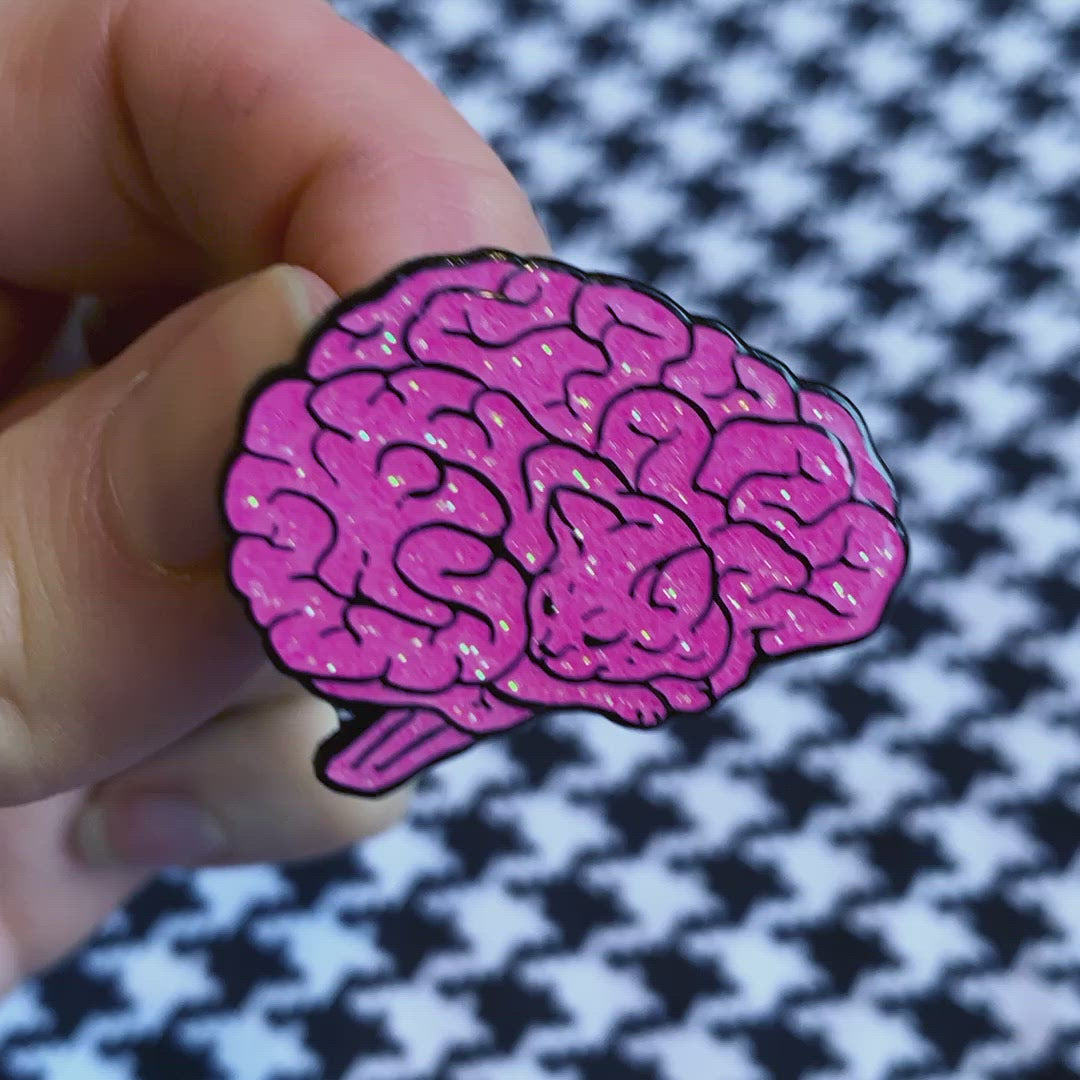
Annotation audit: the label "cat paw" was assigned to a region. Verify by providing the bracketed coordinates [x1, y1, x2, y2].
[623, 690, 667, 728]
[651, 677, 712, 714]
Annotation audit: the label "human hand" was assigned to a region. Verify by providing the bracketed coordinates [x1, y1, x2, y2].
[0, 0, 548, 992]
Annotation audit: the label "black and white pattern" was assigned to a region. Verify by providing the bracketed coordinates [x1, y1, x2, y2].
[3, 0, 1079, 1076]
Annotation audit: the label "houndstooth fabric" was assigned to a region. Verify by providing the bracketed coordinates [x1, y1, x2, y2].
[3, 0, 1080, 1076]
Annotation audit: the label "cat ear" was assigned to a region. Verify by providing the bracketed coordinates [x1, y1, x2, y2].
[642, 547, 714, 616]
[548, 489, 621, 552]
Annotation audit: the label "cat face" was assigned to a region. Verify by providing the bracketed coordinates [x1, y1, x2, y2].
[526, 489, 718, 682]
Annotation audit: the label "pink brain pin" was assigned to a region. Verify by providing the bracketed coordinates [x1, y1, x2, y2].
[221, 250, 908, 795]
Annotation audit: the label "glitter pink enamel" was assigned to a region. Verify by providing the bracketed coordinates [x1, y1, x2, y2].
[223, 253, 906, 790]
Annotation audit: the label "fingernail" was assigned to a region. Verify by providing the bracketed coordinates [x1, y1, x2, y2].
[104, 265, 337, 569]
[76, 795, 227, 867]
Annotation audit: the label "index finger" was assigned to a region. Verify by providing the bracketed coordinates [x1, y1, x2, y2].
[0, 0, 549, 297]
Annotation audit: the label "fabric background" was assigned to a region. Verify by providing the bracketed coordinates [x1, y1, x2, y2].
[3, 0, 1080, 1076]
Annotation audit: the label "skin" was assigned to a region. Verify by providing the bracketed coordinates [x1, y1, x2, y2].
[0, 0, 549, 993]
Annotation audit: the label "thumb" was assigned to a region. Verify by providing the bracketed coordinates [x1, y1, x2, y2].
[0, 265, 337, 804]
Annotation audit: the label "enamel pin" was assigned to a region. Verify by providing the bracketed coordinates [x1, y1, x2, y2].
[221, 250, 907, 795]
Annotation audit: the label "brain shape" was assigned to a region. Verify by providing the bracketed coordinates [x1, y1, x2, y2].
[223, 250, 907, 793]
